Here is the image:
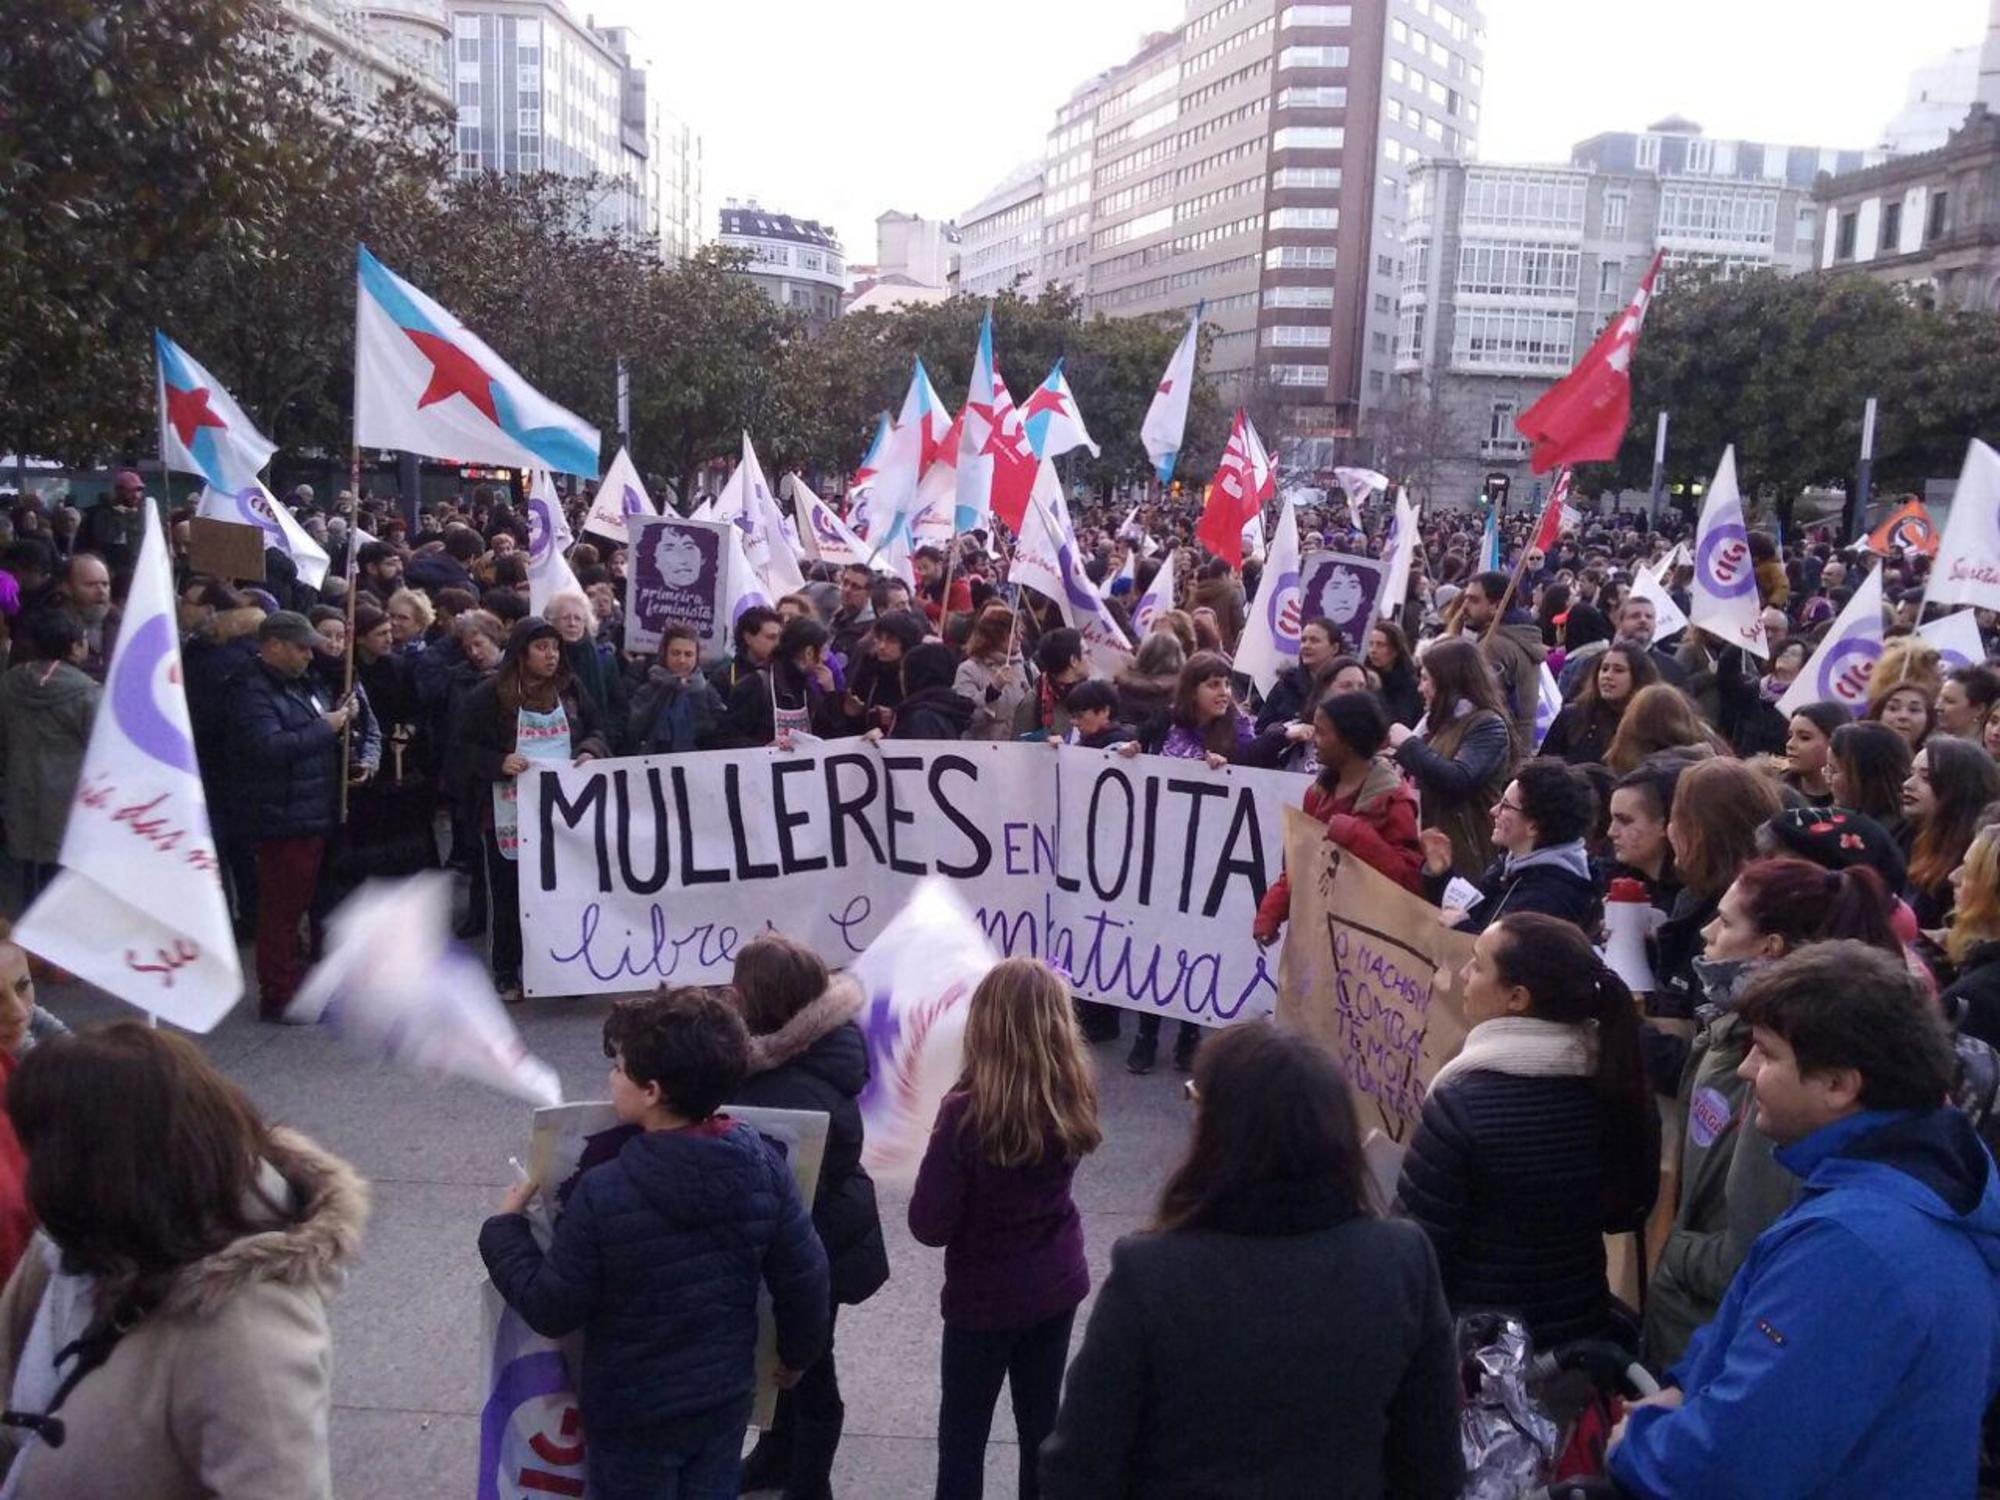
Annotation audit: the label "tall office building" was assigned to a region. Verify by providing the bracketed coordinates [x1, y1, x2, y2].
[1039, 0, 1486, 453]
[958, 164, 1046, 297]
[446, 2, 703, 257]
[1395, 119, 1880, 503]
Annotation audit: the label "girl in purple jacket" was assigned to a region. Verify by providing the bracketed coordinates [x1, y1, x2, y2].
[909, 958, 1103, 1500]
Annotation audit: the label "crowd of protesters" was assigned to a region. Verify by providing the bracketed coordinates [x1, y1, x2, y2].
[0, 462, 1999, 1498]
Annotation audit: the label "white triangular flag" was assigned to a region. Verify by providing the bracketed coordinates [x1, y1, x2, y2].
[1920, 607, 1989, 672]
[1013, 462, 1132, 676]
[196, 479, 332, 589]
[1130, 552, 1177, 637]
[791, 475, 871, 569]
[14, 505, 242, 1029]
[581, 446, 656, 545]
[1926, 439, 2000, 614]
[1628, 559, 1690, 641]
[723, 522, 773, 631]
[1235, 504, 1302, 697]
[525, 470, 584, 615]
[1534, 664, 1563, 750]
[291, 873, 561, 1105]
[712, 434, 805, 596]
[1379, 489, 1419, 619]
[1141, 311, 1200, 483]
[1688, 447, 1767, 659]
[1778, 563, 1884, 716]
[1097, 550, 1136, 601]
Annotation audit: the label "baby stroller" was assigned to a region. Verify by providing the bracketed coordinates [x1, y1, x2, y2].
[1458, 1312, 1659, 1500]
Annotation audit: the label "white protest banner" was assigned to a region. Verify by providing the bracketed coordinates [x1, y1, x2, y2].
[1275, 808, 1470, 1144]
[850, 880, 997, 1185]
[1688, 446, 1768, 659]
[1926, 439, 2000, 614]
[625, 513, 732, 662]
[1235, 502, 1302, 696]
[581, 445, 656, 545]
[517, 743, 1291, 1027]
[1778, 563, 1884, 716]
[291, 873, 561, 1105]
[14, 504, 242, 1028]
[1921, 607, 1989, 672]
[195, 480, 332, 589]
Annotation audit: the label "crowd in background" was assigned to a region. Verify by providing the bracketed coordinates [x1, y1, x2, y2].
[0, 465, 1997, 1498]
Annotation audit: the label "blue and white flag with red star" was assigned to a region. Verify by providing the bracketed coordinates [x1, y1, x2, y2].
[354, 245, 600, 476]
[1141, 307, 1200, 484]
[155, 331, 277, 493]
[13, 504, 241, 1030]
[1022, 359, 1100, 462]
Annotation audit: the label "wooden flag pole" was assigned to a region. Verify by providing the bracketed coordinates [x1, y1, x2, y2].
[338, 447, 362, 822]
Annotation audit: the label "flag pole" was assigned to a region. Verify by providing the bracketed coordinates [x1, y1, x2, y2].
[339, 444, 361, 823]
[1480, 510, 1538, 645]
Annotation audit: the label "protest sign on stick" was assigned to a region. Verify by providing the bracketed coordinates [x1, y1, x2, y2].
[624, 513, 732, 662]
[1275, 807, 1470, 1145]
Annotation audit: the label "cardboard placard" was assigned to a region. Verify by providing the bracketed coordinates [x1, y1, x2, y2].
[187, 515, 267, 582]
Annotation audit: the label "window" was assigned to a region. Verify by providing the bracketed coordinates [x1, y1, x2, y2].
[1384, 139, 1404, 163]
[1603, 191, 1626, 232]
[1402, 239, 1429, 290]
[1281, 4, 1352, 24]
[1271, 166, 1343, 190]
[1425, 118, 1444, 143]
[1599, 259, 1622, 296]
[1374, 292, 1392, 312]
[1279, 85, 1348, 108]
[1685, 138, 1714, 174]
[1452, 308, 1578, 371]
[1389, 59, 1405, 84]
[457, 37, 480, 62]
[1391, 19, 1408, 42]
[1280, 45, 1350, 69]
[1462, 169, 1587, 231]
[1268, 363, 1330, 386]
[1369, 370, 1386, 392]
[1266, 284, 1335, 307]
[1264, 324, 1332, 347]
[1635, 135, 1660, 172]
[1371, 331, 1389, 353]
[1455, 242, 1580, 298]
[457, 106, 480, 128]
[1795, 205, 1815, 247]
[1658, 184, 1777, 247]
[1396, 302, 1425, 361]
[1273, 126, 1344, 152]
[1269, 206, 1339, 230]
[1266, 244, 1338, 269]
[1835, 211, 1857, 261]
[1929, 191, 1950, 242]
[1377, 253, 1395, 276]
[1880, 200, 1903, 255]
[1488, 398, 1518, 442]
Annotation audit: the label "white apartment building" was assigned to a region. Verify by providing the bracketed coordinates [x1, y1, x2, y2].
[281, 0, 452, 111]
[718, 201, 845, 326]
[957, 164, 1046, 297]
[1395, 119, 1862, 503]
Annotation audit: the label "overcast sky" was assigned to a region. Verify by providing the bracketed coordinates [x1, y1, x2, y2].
[591, 0, 1986, 255]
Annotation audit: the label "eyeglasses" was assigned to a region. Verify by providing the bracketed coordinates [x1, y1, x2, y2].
[1496, 800, 1525, 816]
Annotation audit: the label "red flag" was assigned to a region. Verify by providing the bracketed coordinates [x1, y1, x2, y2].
[1196, 410, 1254, 566]
[1532, 469, 1572, 551]
[1516, 252, 1663, 474]
[1865, 498, 1939, 557]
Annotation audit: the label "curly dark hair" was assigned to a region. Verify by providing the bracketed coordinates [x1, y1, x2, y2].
[1513, 756, 1597, 847]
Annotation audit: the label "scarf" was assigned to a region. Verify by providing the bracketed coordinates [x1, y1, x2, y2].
[1758, 673, 1789, 703]
[1429, 1015, 1597, 1095]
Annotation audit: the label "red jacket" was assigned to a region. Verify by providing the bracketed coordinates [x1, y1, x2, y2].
[920, 576, 974, 627]
[1255, 761, 1423, 941]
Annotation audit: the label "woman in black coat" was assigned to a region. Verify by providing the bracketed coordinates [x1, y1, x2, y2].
[1041, 1022, 1461, 1499]
[1394, 914, 1659, 1348]
[1423, 757, 1602, 935]
[729, 935, 890, 1500]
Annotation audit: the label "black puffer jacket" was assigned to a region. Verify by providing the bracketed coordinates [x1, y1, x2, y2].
[228, 658, 341, 840]
[479, 1121, 830, 1430]
[731, 976, 891, 1307]
[1395, 1069, 1638, 1347]
[1945, 941, 2000, 1048]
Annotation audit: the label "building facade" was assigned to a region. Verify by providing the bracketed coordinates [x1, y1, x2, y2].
[957, 165, 1046, 297]
[717, 201, 845, 326]
[874, 212, 961, 289]
[1396, 120, 1860, 503]
[446, 2, 702, 256]
[1881, 44, 1979, 154]
[1035, 0, 1486, 453]
[281, 0, 452, 111]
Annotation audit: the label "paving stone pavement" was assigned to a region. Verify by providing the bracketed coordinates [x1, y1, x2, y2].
[38, 957, 1197, 1498]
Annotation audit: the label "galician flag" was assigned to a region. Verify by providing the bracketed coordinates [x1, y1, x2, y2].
[1925, 439, 2000, 614]
[195, 481, 332, 590]
[580, 447, 657, 545]
[1021, 359, 1100, 460]
[524, 471, 585, 615]
[1130, 551, 1177, 637]
[711, 434, 806, 597]
[1688, 446, 1768, 659]
[1479, 502, 1501, 574]
[868, 359, 953, 559]
[954, 309, 1037, 534]
[13, 504, 242, 1030]
[1141, 307, 1200, 484]
[156, 331, 277, 493]
[354, 245, 600, 476]
[792, 475, 872, 569]
[1235, 501, 1303, 697]
[1778, 563, 1884, 716]
[848, 412, 893, 535]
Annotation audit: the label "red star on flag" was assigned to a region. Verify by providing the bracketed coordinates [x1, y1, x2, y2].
[1157, 378, 1174, 396]
[405, 329, 499, 425]
[1021, 384, 1070, 421]
[164, 383, 228, 448]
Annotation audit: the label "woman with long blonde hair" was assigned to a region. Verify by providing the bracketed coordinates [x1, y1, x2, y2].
[910, 958, 1102, 1500]
[1605, 682, 1726, 774]
[1944, 821, 2000, 1046]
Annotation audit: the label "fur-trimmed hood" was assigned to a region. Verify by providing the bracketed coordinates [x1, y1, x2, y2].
[156, 1126, 369, 1321]
[190, 606, 266, 648]
[746, 974, 865, 1077]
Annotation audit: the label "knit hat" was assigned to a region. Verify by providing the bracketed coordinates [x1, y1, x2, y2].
[1762, 806, 1907, 896]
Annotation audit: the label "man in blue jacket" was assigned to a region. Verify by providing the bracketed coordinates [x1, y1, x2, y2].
[481, 986, 830, 1499]
[1611, 940, 2000, 1499]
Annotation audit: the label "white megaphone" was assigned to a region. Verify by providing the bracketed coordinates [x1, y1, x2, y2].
[1602, 876, 1659, 994]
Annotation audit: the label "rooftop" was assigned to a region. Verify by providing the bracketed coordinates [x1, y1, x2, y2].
[718, 201, 840, 250]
